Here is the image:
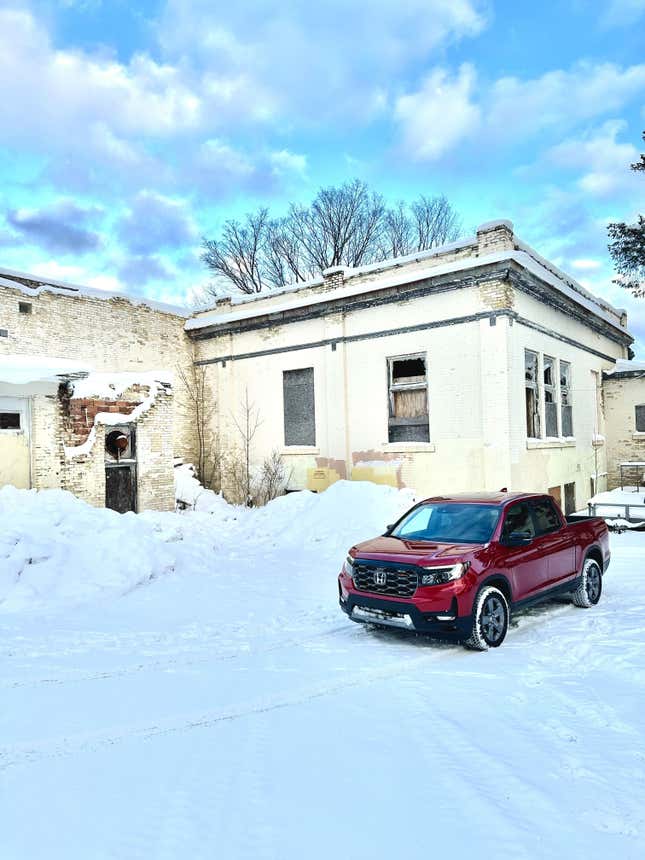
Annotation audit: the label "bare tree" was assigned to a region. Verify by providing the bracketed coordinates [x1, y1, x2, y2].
[411, 194, 461, 250]
[201, 208, 270, 294]
[256, 449, 292, 505]
[288, 180, 385, 271]
[176, 362, 220, 489]
[202, 182, 461, 296]
[230, 388, 262, 506]
[382, 201, 414, 259]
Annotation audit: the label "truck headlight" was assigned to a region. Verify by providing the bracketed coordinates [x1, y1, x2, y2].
[420, 562, 469, 586]
[342, 555, 355, 576]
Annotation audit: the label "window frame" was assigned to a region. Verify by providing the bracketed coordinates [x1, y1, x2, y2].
[543, 354, 559, 438]
[524, 349, 541, 439]
[282, 367, 316, 447]
[386, 352, 430, 443]
[560, 360, 573, 438]
[635, 404, 645, 433]
[0, 411, 22, 431]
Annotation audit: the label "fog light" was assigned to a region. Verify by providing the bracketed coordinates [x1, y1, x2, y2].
[436, 614, 456, 621]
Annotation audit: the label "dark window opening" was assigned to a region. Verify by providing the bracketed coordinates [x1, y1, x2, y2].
[388, 354, 429, 443]
[525, 350, 540, 438]
[636, 404, 645, 433]
[0, 329, 8, 338]
[530, 497, 561, 535]
[0, 412, 21, 430]
[283, 368, 315, 446]
[18, 302, 32, 314]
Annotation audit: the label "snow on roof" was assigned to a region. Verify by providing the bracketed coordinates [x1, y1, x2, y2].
[186, 248, 629, 334]
[0, 354, 90, 385]
[189, 220, 628, 336]
[604, 358, 645, 375]
[71, 370, 174, 399]
[193, 234, 478, 316]
[0, 265, 190, 318]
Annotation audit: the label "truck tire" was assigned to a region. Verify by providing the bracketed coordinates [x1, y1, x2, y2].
[572, 558, 602, 608]
[465, 586, 509, 651]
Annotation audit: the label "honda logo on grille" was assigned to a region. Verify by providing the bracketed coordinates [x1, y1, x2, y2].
[374, 570, 387, 586]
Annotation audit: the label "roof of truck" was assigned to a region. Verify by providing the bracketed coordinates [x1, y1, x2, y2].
[421, 492, 543, 505]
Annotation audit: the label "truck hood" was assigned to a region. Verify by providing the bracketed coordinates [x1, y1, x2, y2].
[352, 535, 484, 565]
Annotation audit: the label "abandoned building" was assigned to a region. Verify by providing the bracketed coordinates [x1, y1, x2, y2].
[0, 220, 641, 514]
[603, 360, 645, 490]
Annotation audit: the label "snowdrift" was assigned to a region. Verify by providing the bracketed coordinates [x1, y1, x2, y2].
[0, 479, 416, 612]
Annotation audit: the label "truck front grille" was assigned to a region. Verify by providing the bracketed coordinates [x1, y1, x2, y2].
[353, 563, 418, 598]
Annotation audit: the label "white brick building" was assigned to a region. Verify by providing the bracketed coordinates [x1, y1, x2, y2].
[0, 220, 638, 512]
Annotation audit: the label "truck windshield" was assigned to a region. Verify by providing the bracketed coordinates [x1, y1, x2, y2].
[391, 503, 501, 544]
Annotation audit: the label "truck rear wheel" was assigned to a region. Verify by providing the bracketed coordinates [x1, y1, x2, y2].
[572, 558, 602, 608]
[465, 586, 509, 651]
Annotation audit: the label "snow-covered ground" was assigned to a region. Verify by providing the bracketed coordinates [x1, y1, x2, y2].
[1, 482, 644, 859]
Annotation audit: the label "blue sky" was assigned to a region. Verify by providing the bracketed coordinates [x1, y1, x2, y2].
[0, 0, 643, 348]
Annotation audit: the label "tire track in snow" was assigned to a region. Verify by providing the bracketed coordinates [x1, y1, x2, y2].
[0, 644, 454, 772]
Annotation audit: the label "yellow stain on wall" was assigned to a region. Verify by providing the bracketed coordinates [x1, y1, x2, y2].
[306, 467, 342, 492]
[0, 434, 30, 489]
[351, 466, 398, 487]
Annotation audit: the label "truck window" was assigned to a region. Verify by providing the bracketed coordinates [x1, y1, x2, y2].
[501, 502, 535, 541]
[530, 497, 561, 535]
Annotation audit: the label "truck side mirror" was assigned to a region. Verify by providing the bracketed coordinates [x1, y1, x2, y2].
[503, 531, 533, 547]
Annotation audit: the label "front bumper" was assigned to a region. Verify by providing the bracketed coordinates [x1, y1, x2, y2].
[340, 593, 472, 640]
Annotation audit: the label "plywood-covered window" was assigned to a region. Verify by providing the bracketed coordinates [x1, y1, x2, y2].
[560, 360, 573, 437]
[636, 404, 645, 432]
[387, 354, 429, 443]
[544, 355, 558, 437]
[283, 368, 316, 446]
[525, 350, 540, 439]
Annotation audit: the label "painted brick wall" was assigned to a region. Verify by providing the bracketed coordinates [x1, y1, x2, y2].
[604, 375, 645, 489]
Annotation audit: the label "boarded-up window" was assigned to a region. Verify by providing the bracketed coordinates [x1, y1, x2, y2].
[0, 412, 21, 430]
[560, 361, 573, 437]
[636, 404, 645, 432]
[564, 482, 576, 515]
[548, 485, 562, 507]
[387, 355, 429, 443]
[525, 350, 540, 438]
[283, 368, 315, 446]
[544, 356, 558, 437]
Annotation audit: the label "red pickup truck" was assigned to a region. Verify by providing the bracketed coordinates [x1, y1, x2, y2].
[338, 492, 610, 650]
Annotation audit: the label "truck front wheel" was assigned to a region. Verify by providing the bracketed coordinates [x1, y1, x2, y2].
[572, 558, 602, 608]
[465, 586, 509, 651]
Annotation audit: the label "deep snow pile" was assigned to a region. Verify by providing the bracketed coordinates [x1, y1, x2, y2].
[0, 486, 176, 611]
[2, 483, 645, 858]
[0, 480, 415, 612]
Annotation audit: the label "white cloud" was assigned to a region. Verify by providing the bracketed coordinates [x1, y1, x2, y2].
[394, 61, 645, 160]
[545, 120, 640, 198]
[571, 259, 603, 271]
[270, 150, 307, 177]
[158, 0, 487, 121]
[486, 63, 645, 143]
[395, 65, 480, 160]
[601, 0, 645, 27]
[29, 260, 123, 293]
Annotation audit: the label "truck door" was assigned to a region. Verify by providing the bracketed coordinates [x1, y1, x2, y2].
[499, 501, 546, 600]
[529, 497, 576, 589]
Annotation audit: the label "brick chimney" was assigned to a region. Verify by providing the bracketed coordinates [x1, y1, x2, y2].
[476, 220, 516, 254]
[322, 266, 346, 291]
